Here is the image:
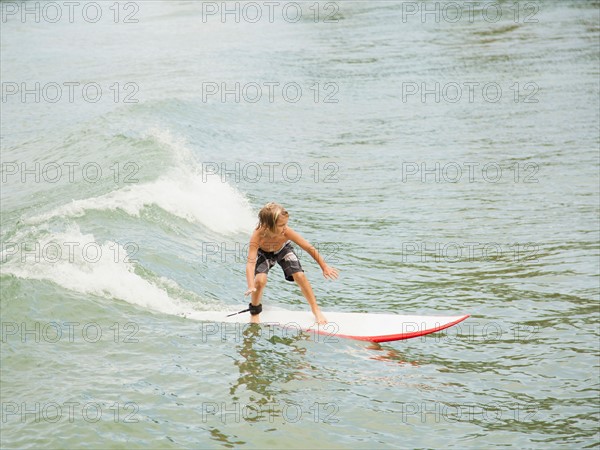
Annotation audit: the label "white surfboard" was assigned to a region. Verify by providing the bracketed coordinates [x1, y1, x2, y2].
[187, 308, 469, 343]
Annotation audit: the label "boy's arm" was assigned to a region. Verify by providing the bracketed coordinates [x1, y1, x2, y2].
[245, 231, 260, 295]
[285, 228, 339, 280]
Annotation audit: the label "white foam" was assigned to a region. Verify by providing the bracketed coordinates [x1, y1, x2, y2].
[27, 128, 255, 235]
[2, 225, 210, 316]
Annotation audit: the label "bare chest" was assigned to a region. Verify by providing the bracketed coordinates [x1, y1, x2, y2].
[257, 234, 288, 253]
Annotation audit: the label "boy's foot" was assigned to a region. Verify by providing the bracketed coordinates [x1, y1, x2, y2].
[314, 310, 327, 325]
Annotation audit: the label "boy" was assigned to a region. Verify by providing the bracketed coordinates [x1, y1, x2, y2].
[244, 202, 339, 324]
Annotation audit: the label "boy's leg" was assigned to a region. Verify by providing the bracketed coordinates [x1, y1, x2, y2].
[250, 273, 267, 323]
[292, 272, 326, 324]
[252, 273, 267, 306]
[276, 244, 326, 323]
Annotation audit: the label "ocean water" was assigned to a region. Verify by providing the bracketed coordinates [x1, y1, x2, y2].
[1, 1, 599, 448]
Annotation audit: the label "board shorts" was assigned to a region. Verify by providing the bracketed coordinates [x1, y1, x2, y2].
[254, 241, 303, 282]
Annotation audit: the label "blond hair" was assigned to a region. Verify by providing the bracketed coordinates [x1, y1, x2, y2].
[257, 202, 289, 233]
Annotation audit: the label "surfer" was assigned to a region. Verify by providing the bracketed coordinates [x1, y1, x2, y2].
[244, 202, 339, 324]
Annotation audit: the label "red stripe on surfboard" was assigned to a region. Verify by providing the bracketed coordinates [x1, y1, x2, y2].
[312, 314, 470, 343]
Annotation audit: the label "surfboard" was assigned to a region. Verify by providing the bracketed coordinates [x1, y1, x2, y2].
[187, 308, 469, 343]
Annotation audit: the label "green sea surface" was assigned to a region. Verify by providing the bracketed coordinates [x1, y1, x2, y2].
[1, 1, 599, 448]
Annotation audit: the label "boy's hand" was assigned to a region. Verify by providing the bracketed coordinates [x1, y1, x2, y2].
[322, 265, 339, 280]
[244, 287, 257, 296]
